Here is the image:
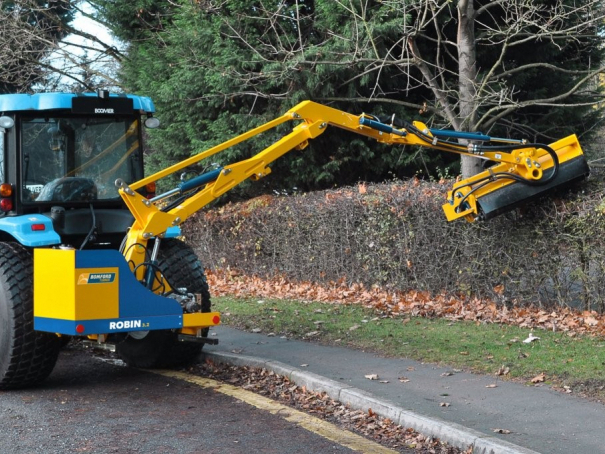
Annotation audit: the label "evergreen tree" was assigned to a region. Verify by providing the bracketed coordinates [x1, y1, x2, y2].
[94, 0, 605, 191]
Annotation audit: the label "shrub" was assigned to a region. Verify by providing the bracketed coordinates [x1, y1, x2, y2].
[184, 175, 605, 311]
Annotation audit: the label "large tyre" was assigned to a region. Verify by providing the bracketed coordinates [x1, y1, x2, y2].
[0, 243, 61, 389]
[116, 239, 211, 368]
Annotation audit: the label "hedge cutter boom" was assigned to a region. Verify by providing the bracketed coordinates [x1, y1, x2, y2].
[119, 100, 589, 252]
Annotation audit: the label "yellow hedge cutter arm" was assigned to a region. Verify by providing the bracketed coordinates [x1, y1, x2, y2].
[113, 100, 587, 333]
[118, 101, 588, 249]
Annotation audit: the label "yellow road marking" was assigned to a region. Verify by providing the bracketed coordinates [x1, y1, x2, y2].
[152, 369, 399, 454]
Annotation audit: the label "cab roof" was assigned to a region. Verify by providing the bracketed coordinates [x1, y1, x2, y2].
[0, 92, 155, 114]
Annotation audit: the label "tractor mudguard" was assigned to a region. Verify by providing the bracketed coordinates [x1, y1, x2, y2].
[0, 215, 60, 247]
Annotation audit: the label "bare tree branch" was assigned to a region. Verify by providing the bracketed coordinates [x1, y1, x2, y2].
[0, 0, 124, 92]
[477, 65, 605, 130]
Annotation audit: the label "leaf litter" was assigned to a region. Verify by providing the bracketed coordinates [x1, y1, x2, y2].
[188, 360, 464, 453]
[207, 269, 605, 337]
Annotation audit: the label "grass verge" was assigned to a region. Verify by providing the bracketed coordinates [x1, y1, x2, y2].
[214, 296, 605, 399]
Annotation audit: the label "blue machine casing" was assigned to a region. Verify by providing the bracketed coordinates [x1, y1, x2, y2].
[0, 93, 155, 114]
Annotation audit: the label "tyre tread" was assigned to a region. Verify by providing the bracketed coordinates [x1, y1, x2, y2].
[0, 243, 61, 389]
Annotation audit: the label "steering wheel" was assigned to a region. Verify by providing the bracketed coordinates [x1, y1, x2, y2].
[37, 177, 98, 202]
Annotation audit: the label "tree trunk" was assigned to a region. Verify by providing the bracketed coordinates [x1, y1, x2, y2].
[457, 0, 482, 178]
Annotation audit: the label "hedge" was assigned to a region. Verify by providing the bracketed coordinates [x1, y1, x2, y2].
[184, 174, 605, 311]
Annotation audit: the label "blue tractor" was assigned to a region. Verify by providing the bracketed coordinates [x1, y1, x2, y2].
[0, 92, 215, 389]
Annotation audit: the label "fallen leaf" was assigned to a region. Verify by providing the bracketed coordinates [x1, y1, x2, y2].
[496, 365, 510, 376]
[398, 376, 410, 383]
[493, 428, 512, 434]
[379, 380, 390, 384]
[439, 402, 450, 407]
[522, 333, 540, 343]
[300, 364, 309, 367]
[485, 384, 498, 388]
[349, 325, 360, 331]
[441, 372, 454, 377]
[531, 372, 546, 384]
[251, 328, 262, 333]
[459, 351, 469, 356]
[365, 374, 379, 380]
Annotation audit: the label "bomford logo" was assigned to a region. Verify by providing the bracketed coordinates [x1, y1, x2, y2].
[94, 108, 115, 114]
[77, 272, 116, 285]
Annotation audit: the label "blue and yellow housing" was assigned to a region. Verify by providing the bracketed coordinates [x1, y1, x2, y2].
[33, 248, 219, 336]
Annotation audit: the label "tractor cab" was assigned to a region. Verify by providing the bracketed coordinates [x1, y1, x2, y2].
[0, 92, 157, 248]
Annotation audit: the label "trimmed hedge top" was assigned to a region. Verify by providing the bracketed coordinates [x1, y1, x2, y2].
[185, 175, 605, 311]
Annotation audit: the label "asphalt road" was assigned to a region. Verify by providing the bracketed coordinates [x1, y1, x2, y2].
[0, 346, 364, 454]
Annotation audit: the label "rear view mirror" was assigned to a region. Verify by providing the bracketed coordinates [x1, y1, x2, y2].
[144, 117, 160, 129]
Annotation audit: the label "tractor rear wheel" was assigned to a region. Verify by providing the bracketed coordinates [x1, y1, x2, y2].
[116, 239, 211, 368]
[0, 242, 61, 389]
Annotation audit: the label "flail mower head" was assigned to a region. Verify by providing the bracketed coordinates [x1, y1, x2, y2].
[439, 134, 589, 222]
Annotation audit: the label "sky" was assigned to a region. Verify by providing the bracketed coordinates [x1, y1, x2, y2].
[65, 2, 118, 52]
[46, 2, 122, 90]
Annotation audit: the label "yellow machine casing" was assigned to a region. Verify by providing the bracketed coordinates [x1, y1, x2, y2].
[33, 248, 219, 336]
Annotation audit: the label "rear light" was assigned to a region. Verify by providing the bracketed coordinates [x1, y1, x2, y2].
[0, 184, 13, 212]
[0, 198, 12, 212]
[31, 224, 45, 231]
[0, 184, 12, 197]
